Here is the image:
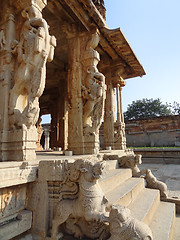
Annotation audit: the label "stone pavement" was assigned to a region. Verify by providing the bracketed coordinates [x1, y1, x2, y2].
[139, 163, 180, 199]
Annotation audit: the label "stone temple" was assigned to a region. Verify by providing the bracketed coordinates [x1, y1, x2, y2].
[0, 0, 179, 239]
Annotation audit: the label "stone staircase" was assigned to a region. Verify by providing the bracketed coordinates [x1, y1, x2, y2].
[99, 160, 179, 240]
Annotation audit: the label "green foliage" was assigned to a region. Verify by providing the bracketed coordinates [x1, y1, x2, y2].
[168, 101, 180, 115]
[124, 98, 172, 120]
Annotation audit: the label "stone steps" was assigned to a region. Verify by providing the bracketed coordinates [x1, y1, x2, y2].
[129, 188, 160, 225]
[105, 177, 144, 206]
[174, 214, 180, 239]
[99, 168, 132, 194]
[100, 167, 179, 240]
[150, 201, 175, 240]
[102, 160, 119, 171]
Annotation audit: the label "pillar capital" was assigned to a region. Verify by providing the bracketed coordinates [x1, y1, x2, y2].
[12, 0, 47, 13]
[113, 76, 126, 88]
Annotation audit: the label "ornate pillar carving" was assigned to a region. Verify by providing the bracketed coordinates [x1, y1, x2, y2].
[65, 24, 84, 155]
[81, 28, 106, 154]
[103, 69, 115, 150]
[50, 100, 57, 150]
[44, 129, 50, 150]
[114, 77, 126, 150]
[0, 0, 56, 161]
[116, 83, 121, 123]
[0, 5, 16, 161]
[57, 82, 68, 151]
[64, 25, 106, 155]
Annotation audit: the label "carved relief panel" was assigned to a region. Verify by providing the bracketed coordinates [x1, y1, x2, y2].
[0, 185, 26, 219]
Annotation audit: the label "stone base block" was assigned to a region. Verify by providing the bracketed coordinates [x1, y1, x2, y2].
[84, 134, 99, 154]
[0, 128, 38, 161]
[104, 141, 114, 151]
[64, 150, 73, 156]
[68, 142, 84, 155]
[114, 139, 126, 150]
[0, 210, 32, 240]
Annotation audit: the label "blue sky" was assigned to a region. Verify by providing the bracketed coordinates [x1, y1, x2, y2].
[104, 0, 180, 111]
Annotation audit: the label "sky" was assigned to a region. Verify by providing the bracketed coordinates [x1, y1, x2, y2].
[104, 0, 180, 111]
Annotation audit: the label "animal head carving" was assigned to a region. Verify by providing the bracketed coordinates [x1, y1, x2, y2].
[92, 161, 105, 179]
[145, 169, 152, 176]
[109, 205, 131, 225]
[74, 159, 105, 182]
[135, 154, 142, 164]
[109, 205, 153, 239]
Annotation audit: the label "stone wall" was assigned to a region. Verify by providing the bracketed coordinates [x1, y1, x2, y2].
[125, 115, 180, 147]
[0, 162, 38, 239]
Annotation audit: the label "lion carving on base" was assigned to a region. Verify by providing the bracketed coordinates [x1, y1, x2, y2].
[51, 159, 109, 240]
[145, 169, 168, 199]
[108, 205, 153, 240]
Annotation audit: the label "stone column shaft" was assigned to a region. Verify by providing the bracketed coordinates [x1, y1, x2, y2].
[116, 84, 121, 123]
[120, 86, 124, 124]
[44, 131, 50, 150]
[103, 71, 115, 149]
[0, 8, 16, 161]
[114, 79, 126, 150]
[67, 34, 84, 154]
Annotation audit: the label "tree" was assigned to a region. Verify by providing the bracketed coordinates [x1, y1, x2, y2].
[124, 98, 172, 120]
[168, 101, 180, 115]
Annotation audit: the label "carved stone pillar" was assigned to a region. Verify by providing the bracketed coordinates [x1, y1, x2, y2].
[0, 0, 56, 161]
[65, 26, 106, 155]
[103, 70, 115, 150]
[0, 6, 16, 161]
[116, 84, 121, 123]
[66, 26, 84, 155]
[114, 78, 126, 150]
[44, 129, 50, 150]
[81, 29, 106, 154]
[50, 101, 57, 150]
[57, 83, 68, 151]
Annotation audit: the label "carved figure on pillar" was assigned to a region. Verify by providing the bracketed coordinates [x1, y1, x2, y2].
[81, 29, 106, 136]
[9, 5, 56, 130]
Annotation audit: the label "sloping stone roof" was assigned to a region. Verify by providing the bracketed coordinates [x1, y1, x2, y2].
[79, 0, 145, 79]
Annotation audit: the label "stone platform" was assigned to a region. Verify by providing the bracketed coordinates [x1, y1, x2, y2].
[1, 150, 180, 239]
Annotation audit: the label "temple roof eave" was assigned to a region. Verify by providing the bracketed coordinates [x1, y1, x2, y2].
[46, 0, 145, 79]
[78, 0, 146, 79]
